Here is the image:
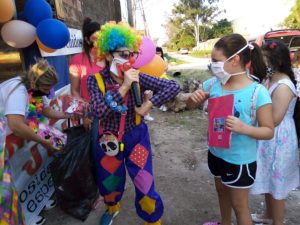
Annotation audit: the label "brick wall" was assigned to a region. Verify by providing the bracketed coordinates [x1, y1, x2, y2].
[49, 0, 122, 28]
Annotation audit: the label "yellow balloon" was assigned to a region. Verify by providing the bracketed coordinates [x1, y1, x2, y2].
[0, 0, 15, 23]
[36, 37, 56, 53]
[139, 55, 165, 77]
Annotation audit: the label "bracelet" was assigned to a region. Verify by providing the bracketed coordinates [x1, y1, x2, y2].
[105, 91, 128, 113]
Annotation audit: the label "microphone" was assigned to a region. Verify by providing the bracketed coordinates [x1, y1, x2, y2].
[122, 61, 143, 107]
[131, 81, 142, 107]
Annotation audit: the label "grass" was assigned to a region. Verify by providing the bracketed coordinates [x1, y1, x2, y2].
[189, 50, 211, 58]
[167, 69, 212, 84]
[165, 53, 187, 65]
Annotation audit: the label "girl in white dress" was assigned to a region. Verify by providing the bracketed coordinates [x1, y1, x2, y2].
[251, 41, 299, 225]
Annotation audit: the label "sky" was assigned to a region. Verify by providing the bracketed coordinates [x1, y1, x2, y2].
[134, 0, 295, 45]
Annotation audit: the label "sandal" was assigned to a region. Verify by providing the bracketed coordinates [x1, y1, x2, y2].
[43, 198, 57, 211]
[93, 196, 103, 210]
[203, 222, 221, 225]
[251, 213, 273, 224]
[32, 215, 46, 225]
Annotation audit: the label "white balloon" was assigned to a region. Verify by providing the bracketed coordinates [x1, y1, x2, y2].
[1, 20, 36, 48]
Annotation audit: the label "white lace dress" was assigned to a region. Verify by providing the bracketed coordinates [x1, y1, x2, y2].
[251, 79, 300, 199]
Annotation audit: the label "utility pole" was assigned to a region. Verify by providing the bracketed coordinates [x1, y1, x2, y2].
[126, 0, 134, 27]
[132, 0, 137, 28]
[135, 0, 150, 37]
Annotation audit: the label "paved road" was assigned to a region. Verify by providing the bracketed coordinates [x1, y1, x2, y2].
[167, 52, 210, 70]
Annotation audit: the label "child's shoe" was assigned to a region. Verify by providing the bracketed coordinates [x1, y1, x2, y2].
[100, 203, 120, 225]
[144, 219, 161, 225]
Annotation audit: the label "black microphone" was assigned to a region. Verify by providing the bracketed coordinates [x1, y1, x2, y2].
[131, 81, 142, 107]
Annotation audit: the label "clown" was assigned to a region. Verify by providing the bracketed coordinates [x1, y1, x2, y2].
[87, 22, 181, 225]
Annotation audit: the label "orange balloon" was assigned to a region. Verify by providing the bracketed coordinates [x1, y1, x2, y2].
[0, 0, 15, 23]
[139, 55, 165, 77]
[36, 37, 56, 53]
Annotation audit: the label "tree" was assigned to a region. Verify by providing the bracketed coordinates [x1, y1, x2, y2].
[168, 0, 221, 46]
[284, 0, 300, 29]
[211, 19, 233, 38]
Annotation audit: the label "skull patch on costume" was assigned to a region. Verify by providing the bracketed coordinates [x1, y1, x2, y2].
[99, 132, 120, 156]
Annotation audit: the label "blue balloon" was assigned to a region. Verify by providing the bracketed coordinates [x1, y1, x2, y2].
[24, 0, 53, 27]
[37, 19, 70, 49]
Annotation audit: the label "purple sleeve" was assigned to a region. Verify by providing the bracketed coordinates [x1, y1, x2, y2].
[139, 73, 181, 107]
[87, 75, 125, 119]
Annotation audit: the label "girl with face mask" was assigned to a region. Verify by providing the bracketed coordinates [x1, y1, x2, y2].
[87, 22, 180, 225]
[250, 41, 299, 225]
[187, 33, 274, 225]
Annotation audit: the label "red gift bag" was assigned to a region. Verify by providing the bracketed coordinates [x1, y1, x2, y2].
[208, 94, 234, 149]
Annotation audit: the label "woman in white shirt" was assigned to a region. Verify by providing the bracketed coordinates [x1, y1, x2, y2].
[0, 59, 70, 225]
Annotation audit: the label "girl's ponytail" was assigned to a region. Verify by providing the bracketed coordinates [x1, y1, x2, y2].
[250, 43, 267, 82]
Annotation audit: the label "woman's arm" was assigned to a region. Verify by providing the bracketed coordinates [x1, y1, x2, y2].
[42, 107, 69, 119]
[7, 114, 55, 150]
[271, 84, 295, 127]
[226, 104, 274, 140]
[69, 63, 81, 97]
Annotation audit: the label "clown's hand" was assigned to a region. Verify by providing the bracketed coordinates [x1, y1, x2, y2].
[144, 90, 153, 102]
[123, 68, 139, 89]
[135, 100, 153, 116]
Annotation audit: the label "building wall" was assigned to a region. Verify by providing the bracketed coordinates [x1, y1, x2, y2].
[51, 0, 122, 28]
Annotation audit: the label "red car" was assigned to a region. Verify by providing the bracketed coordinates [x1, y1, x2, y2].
[254, 29, 300, 55]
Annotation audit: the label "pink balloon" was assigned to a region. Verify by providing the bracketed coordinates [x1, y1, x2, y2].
[133, 36, 156, 68]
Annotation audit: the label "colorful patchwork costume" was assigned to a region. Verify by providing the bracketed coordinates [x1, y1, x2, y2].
[87, 20, 180, 225]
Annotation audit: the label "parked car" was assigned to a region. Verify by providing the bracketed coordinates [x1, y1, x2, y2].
[253, 29, 300, 53]
[179, 48, 189, 54]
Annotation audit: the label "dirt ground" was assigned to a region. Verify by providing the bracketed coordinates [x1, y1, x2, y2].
[44, 107, 300, 225]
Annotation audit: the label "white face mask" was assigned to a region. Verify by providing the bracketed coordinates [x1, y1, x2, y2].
[211, 43, 254, 84]
[110, 57, 129, 77]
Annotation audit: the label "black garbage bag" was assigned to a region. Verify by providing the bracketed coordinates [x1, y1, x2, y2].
[50, 125, 99, 221]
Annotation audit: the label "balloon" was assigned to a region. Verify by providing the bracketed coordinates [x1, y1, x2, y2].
[1, 20, 36, 48]
[36, 37, 55, 53]
[36, 19, 70, 49]
[24, 0, 53, 27]
[133, 36, 156, 68]
[0, 0, 15, 23]
[139, 55, 165, 77]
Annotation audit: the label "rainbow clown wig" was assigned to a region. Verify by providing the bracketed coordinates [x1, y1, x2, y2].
[95, 21, 142, 56]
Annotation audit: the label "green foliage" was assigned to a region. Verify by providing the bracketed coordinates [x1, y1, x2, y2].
[189, 50, 211, 58]
[211, 19, 233, 37]
[165, 0, 232, 50]
[284, 0, 300, 28]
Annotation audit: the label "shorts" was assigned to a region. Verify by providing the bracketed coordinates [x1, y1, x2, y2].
[208, 151, 257, 188]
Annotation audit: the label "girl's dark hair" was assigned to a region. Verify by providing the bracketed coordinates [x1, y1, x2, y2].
[156, 47, 164, 60]
[262, 40, 299, 144]
[82, 17, 100, 62]
[262, 40, 296, 85]
[214, 33, 267, 82]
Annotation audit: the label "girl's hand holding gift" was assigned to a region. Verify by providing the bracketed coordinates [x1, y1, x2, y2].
[226, 115, 248, 134]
